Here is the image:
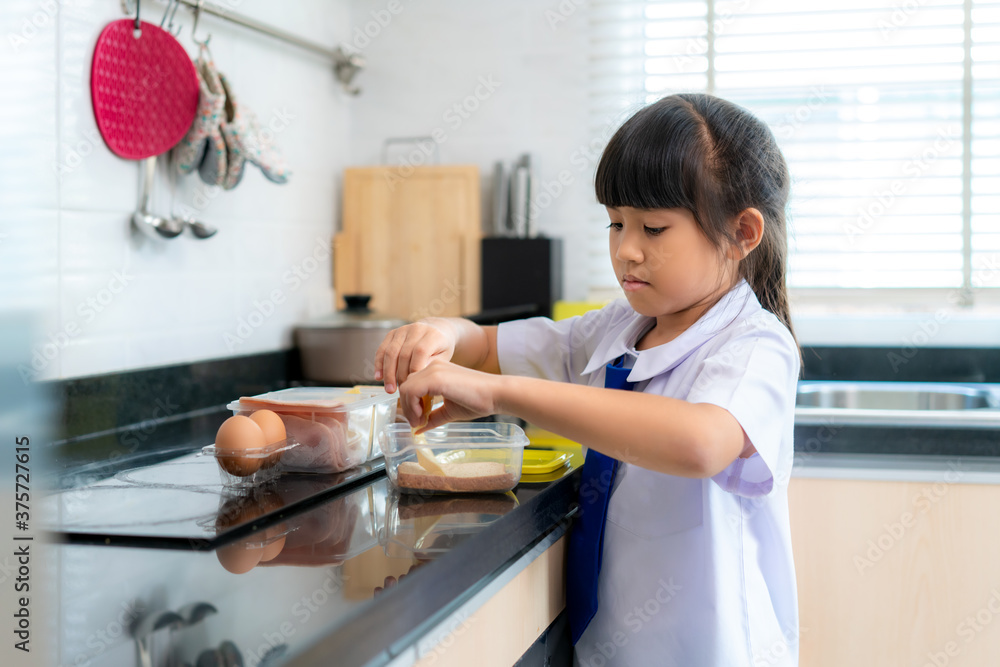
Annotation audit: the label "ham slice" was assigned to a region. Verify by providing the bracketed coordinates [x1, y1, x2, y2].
[278, 412, 363, 472]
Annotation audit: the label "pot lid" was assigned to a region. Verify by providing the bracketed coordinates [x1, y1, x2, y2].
[296, 294, 408, 329]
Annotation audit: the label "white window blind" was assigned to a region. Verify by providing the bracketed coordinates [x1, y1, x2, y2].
[587, 0, 1000, 297]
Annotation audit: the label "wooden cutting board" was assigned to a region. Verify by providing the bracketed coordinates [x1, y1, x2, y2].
[335, 165, 481, 320]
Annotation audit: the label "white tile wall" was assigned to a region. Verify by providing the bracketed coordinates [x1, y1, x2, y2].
[347, 0, 598, 301]
[3, 0, 352, 379]
[2, 0, 600, 380]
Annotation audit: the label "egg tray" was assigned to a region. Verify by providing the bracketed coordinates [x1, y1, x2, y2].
[200, 439, 301, 488]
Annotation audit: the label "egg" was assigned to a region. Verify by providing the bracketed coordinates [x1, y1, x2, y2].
[250, 409, 287, 468]
[259, 535, 286, 562]
[216, 541, 264, 574]
[214, 415, 266, 477]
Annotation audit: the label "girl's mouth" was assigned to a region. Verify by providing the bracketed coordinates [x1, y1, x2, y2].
[622, 275, 649, 291]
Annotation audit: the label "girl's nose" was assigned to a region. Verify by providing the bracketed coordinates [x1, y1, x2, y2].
[615, 228, 644, 263]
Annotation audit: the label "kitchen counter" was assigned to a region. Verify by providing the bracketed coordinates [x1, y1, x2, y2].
[792, 451, 1000, 484]
[47, 426, 578, 667]
[41, 349, 1000, 667]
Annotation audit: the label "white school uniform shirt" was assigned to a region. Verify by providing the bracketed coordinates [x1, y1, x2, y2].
[497, 280, 800, 667]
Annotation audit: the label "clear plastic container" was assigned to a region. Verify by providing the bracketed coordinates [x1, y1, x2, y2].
[380, 422, 529, 494]
[210, 482, 385, 573]
[228, 386, 397, 474]
[200, 439, 300, 488]
[381, 488, 518, 558]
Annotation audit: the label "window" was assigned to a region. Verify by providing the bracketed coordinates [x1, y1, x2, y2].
[588, 0, 1000, 302]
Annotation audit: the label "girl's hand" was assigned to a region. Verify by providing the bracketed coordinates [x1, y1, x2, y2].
[398, 360, 504, 431]
[374, 320, 457, 393]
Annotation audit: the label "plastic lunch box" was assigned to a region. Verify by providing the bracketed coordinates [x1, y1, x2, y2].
[381, 488, 518, 558]
[201, 438, 301, 487]
[216, 386, 398, 477]
[379, 422, 529, 494]
[211, 483, 385, 572]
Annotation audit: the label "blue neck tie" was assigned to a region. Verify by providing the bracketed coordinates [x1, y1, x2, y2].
[566, 355, 637, 645]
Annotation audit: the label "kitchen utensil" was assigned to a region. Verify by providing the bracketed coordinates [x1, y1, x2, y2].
[166, 151, 218, 239]
[521, 153, 538, 238]
[176, 602, 218, 626]
[132, 609, 184, 667]
[132, 156, 185, 239]
[294, 295, 407, 384]
[91, 17, 199, 159]
[185, 216, 218, 239]
[509, 164, 529, 237]
[491, 160, 508, 237]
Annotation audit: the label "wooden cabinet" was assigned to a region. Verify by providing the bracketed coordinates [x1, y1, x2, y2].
[335, 165, 481, 320]
[412, 536, 566, 667]
[789, 475, 1000, 666]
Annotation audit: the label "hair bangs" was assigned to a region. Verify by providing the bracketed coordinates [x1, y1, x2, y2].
[595, 102, 707, 212]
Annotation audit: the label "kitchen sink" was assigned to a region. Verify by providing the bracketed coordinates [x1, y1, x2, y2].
[796, 382, 998, 411]
[795, 381, 1000, 429]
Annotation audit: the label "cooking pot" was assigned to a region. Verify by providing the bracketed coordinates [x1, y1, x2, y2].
[295, 295, 407, 385]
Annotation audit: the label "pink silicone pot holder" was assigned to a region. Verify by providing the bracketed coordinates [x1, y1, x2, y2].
[91, 19, 198, 160]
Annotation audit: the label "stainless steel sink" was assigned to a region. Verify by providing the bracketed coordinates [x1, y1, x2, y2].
[797, 382, 997, 411]
[795, 382, 1000, 429]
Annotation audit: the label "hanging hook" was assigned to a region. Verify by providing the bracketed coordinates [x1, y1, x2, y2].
[132, 0, 142, 38]
[191, 0, 212, 48]
[160, 0, 181, 37]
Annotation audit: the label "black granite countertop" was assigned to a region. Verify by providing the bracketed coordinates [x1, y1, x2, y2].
[41, 347, 1000, 667]
[47, 411, 579, 667]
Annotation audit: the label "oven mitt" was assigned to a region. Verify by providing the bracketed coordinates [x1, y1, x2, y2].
[217, 75, 291, 187]
[218, 74, 248, 190]
[243, 112, 291, 184]
[173, 50, 226, 180]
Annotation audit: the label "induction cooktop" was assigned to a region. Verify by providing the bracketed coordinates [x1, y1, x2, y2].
[43, 449, 384, 549]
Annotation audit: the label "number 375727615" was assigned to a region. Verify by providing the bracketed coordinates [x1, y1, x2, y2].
[15, 436, 30, 528]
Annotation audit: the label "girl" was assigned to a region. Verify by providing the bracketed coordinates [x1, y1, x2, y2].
[374, 93, 800, 667]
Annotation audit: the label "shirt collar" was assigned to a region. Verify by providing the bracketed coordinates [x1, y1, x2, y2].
[581, 280, 761, 383]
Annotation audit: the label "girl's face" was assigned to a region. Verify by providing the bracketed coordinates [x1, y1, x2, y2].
[607, 206, 737, 328]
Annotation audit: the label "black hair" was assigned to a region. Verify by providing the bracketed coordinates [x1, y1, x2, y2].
[595, 93, 796, 342]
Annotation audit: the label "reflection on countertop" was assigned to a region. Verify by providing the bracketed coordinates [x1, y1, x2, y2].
[51, 463, 577, 667]
[43, 448, 385, 548]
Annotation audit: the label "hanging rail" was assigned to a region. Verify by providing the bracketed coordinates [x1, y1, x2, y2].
[121, 0, 365, 94]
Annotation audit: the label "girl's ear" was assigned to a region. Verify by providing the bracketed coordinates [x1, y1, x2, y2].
[731, 207, 764, 259]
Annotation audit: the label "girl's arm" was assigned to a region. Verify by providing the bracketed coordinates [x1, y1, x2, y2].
[435, 318, 500, 374]
[401, 361, 749, 479]
[374, 318, 499, 394]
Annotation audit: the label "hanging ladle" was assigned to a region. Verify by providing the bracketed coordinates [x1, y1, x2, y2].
[166, 150, 218, 239]
[132, 156, 185, 240]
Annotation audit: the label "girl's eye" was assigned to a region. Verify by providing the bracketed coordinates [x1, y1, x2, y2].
[607, 222, 623, 231]
[644, 226, 666, 236]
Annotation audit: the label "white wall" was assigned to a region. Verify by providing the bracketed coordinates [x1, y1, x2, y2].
[16, 1, 973, 381]
[2, 0, 352, 381]
[2, 0, 602, 381]
[346, 0, 598, 299]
